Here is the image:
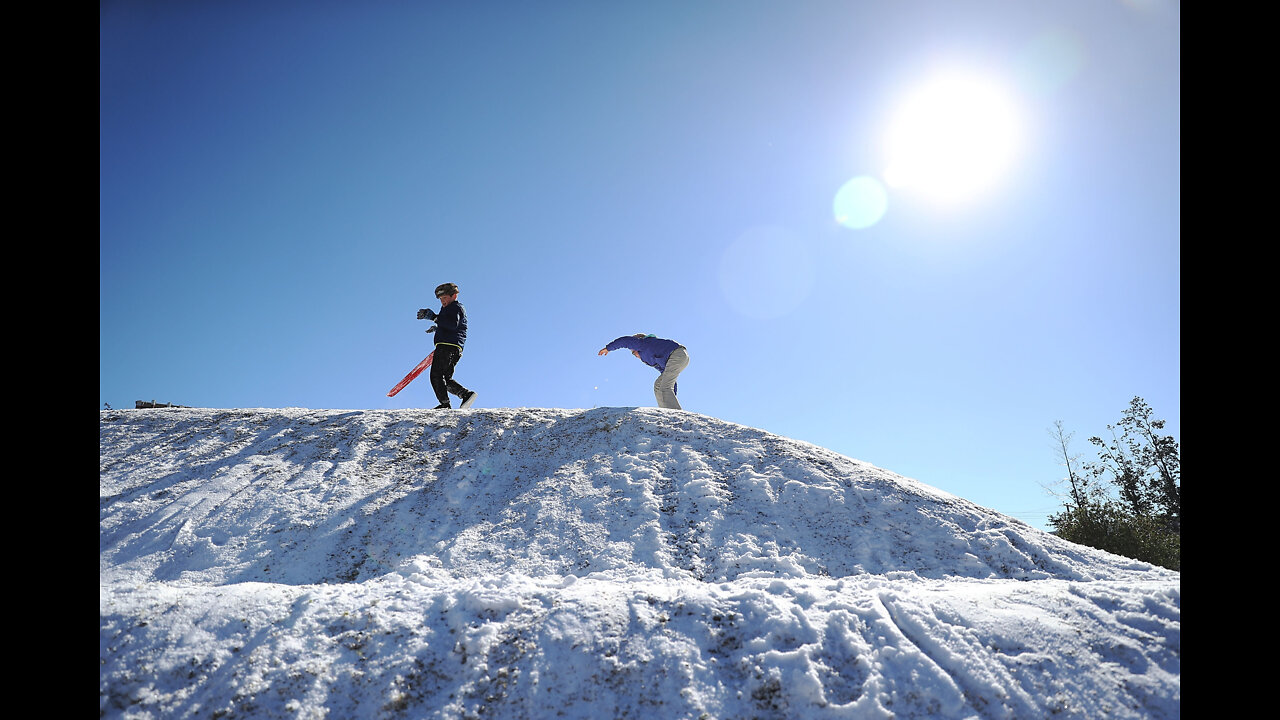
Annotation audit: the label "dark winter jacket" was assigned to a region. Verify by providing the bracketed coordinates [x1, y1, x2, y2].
[434, 302, 467, 349]
[605, 335, 682, 372]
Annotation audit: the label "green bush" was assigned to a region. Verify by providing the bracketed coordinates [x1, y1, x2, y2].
[1048, 397, 1179, 571]
[1049, 501, 1179, 571]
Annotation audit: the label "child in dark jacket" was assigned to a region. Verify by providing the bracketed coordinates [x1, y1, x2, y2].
[418, 282, 476, 409]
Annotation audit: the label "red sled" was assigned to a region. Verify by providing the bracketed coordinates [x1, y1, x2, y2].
[387, 352, 433, 397]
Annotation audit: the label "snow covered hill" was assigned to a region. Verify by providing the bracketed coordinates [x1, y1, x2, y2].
[100, 407, 1179, 719]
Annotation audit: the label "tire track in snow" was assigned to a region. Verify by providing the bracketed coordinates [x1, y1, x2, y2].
[875, 590, 1040, 719]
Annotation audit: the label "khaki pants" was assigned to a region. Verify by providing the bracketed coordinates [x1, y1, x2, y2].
[654, 347, 689, 409]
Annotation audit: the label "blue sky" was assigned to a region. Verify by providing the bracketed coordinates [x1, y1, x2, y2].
[100, 0, 1179, 532]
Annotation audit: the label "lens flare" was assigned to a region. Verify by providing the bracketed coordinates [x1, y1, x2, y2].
[833, 176, 889, 230]
[1018, 28, 1085, 97]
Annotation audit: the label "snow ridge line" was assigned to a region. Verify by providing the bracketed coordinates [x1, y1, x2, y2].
[101, 407, 1176, 587]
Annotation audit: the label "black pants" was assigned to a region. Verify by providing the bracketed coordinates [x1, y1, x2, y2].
[430, 344, 469, 405]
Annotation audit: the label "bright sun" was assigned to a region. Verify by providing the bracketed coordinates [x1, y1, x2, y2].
[882, 69, 1023, 206]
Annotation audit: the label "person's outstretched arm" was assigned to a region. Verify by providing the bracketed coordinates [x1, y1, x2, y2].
[599, 336, 638, 356]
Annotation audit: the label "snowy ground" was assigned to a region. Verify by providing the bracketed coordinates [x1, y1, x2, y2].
[100, 407, 1179, 719]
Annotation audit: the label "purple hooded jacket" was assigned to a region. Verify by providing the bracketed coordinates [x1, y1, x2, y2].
[604, 335, 683, 372]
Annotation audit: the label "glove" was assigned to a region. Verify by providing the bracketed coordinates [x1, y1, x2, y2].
[417, 308, 437, 320]
[426, 325, 437, 334]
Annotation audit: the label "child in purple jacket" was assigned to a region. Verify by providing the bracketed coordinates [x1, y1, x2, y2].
[598, 334, 690, 409]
